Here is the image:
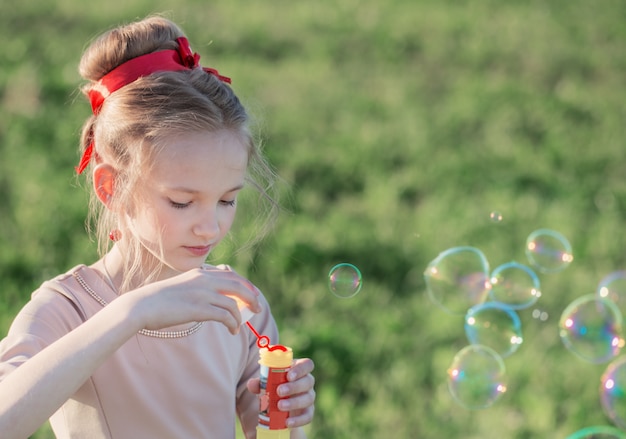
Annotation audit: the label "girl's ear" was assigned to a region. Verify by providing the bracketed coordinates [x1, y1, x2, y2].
[93, 163, 117, 208]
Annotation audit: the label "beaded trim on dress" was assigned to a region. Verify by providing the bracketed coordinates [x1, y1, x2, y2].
[73, 271, 204, 338]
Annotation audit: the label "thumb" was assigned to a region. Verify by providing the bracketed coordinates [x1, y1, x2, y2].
[247, 377, 261, 394]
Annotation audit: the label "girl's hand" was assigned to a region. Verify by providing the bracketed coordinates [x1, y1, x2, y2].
[130, 267, 262, 335]
[247, 358, 316, 428]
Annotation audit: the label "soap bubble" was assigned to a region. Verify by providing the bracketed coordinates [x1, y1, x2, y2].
[489, 211, 503, 223]
[465, 302, 523, 358]
[424, 246, 491, 315]
[525, 229, 573, 273]
[601, 356, 626, 431]
[489, 261, 541, 310]
[559, 294, 624, 363]
[447, 344, 507, 409]
[531, 308, 550, 322]
[566, 425, 626, 439]
[598, 271, 626, 314]
[328, 263, 362, 298]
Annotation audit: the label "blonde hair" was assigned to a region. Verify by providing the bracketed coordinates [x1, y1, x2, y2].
[78, 16, 279, 291]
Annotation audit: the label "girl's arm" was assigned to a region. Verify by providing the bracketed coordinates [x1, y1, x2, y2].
[0, 267, 261, 439]
[0, 294, 142, 438]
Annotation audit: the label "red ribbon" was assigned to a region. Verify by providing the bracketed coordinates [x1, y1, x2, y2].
[76, 37, 231, 174]
[75, 142, 94, 174]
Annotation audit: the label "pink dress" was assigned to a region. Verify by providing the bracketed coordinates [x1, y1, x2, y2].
[0, 265, 278, 438]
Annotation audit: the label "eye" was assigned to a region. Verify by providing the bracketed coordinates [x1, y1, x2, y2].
[220, 199, 237, 207]
[170, 200, 191, 209]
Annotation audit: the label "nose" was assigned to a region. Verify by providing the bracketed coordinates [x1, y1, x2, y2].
[192, 207, 220, 239]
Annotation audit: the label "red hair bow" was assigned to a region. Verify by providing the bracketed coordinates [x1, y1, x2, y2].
[75, 37, 231, 174]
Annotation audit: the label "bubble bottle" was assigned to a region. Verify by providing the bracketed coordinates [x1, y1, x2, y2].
[256, 345, 293, 438]
[245, 319, 294, 438]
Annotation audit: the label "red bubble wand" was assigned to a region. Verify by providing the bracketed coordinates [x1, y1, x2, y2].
[245, 321, 288, 352]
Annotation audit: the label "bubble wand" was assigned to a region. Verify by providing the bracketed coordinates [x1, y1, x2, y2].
[245, 320, 292, 439]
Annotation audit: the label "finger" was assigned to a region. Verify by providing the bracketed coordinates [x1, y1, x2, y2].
[286, 358, 315, 382]
[198, 270, 262, 312]
[218, 276, 262, 301]
[219, 291, 261, 314]
[205, 273, 260, 297]
[285, 405, 315, 429]
[246, 378, 260, 394]
[221, 294, 261, 323]
[195, 293, 243, 334]
[277, 388, 316, 412]
[184, 275, 255, 331]
[207, 304, 241, 335]
[278, 373, 315, 398]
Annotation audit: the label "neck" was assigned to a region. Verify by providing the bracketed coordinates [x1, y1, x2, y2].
[100, 245, 125, 293]
[100, 243, 183, 294]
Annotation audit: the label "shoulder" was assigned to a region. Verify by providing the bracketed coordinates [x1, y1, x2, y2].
[0, 266, 91, 376]
[6, 265, 96, 340]
[2, 263, 104, 340]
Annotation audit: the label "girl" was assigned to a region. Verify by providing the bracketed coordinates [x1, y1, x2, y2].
[0, 16, 315, 439]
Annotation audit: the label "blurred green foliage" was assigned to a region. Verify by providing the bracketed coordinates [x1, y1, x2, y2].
[1, 0, 626, 437]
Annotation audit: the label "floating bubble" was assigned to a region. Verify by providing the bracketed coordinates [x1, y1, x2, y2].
[465, 302, 523, 358]
[566, 425, 626, 439]
[424, 246, 491, 315]
[447, 344, 507, 409]
[489, 261, 541, 310]
[601, 356, 626, 432]
[328, 263, 362, 298]
[531, 308, 550, 322]
[598, 271, 626, 314]
[559, 294, 624, 363]
[489, 211, 503, 223]
[525, 228, 573, 273]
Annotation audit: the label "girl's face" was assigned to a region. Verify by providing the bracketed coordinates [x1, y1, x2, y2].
[128, 129, 248, 279]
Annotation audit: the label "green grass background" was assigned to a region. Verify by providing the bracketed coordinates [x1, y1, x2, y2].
[1, 0, 626, 437]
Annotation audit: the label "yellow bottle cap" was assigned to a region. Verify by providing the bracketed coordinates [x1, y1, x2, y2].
[258, 346, 293, 368]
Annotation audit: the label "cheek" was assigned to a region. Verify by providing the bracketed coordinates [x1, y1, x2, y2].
[219, 207, 238, 231]
[132, 206, 166, 237]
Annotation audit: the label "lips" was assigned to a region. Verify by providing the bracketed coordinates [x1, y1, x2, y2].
[184, 245, 212, 257]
